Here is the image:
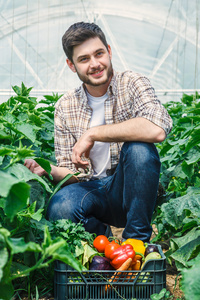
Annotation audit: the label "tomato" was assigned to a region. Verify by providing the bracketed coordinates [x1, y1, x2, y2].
[93, 235, 109, 253]
[104, 241, 120, 259]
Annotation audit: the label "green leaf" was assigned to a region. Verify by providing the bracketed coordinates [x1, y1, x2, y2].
[150, 288, 168, 300]
[170, 227, 200, 249]
[42, 226, 53, 250]
[182, 160, 194, 178]
[30, 209, 44, 221]
[80, 241, 99, 266]
[7, 237, 42, 255]
[0, 130, 11, 140]
[2, 112, 16, 124]
[16, 142, 34, 159]
[5, 182, 30, 221]
[161, 187, 200, 228]
[52, 246, 83, 272]
[29, 180, 46, 210]
[15, 123, 37, 143]
[185, 148, 200, 164]
[11, 261, 32, 278]
[0, 281, 14, 300]
[42, 227, 73, 259]
[5, 163, 52, 193]
[28, 112, 43, 127]
[182, 256, 200, 300]
[0, 171, 24, 197]
[0, 147, 13, 157]
[12, 85, 21, 95]
[0, 247, 9, 281]
[184, 128, 200, 152]
[0, 233, 9, 282]
[30, 218, 53, 233]
[170, 236, 200, 269]
[181, 93, 194, 105]
[39, 130, 53, 141]
[34, 157, 53, 180]
[49, 172, 79, 202]
[15, 95, 37, 106]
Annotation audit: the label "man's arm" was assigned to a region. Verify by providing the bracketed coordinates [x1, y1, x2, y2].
[90, 117, 166, 143]
[24, 159, 79, 184]
[72, 117, 166, 169]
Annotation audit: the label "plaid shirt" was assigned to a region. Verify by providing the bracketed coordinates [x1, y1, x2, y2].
[54, 71, 172, 179]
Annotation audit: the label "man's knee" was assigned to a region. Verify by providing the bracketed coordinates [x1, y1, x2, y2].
[121, 141, 160, 166]
[46, 186, 78, 221]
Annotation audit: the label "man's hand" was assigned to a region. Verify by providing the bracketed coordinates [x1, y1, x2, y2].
[72, 129, 95, 169]
[24, 159, 46, 177]
[72, 118, 166, 170]
[24, 159, 79, 185]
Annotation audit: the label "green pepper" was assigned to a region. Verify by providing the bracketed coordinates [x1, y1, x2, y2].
[109, 244, 136, 269]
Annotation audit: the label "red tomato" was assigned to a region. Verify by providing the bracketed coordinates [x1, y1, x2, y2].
[93, 235, 109, 253]
[104, 242, 120, 259]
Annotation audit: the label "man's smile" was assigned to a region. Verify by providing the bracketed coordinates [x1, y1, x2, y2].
[90, 69, 104, 77]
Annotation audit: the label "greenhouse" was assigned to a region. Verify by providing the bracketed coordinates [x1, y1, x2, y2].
[0, 0, 199, 102]
[0, 1, 200, 300]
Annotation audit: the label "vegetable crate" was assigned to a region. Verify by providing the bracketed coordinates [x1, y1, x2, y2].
[54, 244, 166, 300]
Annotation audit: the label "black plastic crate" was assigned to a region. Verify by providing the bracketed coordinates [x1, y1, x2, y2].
[54, 244, 166, 300]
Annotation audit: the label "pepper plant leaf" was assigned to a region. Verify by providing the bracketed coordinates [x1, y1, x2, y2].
[5, 163, 52, 193]
[0, 171, 23, 197]
[6, 237, 42, 255]
[34, 157, 53, 180]
[5, 181, 30, 221]
[0, 282, 14, 300]
[170, 236, 200, 269]
[15, 123, 37, 143]
[182, 255, 200, 300]
[161, 187, 200, 228]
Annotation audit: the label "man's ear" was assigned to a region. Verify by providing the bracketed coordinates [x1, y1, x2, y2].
[108, 45, 112, 59]
[66, 59, 76, 73]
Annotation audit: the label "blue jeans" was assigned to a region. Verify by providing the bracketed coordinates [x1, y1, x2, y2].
[46, 142, 161, 242]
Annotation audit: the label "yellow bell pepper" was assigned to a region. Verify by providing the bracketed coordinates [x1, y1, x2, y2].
[121, 238, 145, 260]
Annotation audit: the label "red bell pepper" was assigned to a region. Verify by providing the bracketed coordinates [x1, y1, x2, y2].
[109, 244, 136, 269]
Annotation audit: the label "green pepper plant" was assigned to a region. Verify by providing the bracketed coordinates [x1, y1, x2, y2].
[152, 93, 200, 300]
[0, 83, 95, 299]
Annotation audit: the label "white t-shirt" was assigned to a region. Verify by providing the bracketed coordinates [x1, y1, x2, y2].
[86, 90, 111, 178]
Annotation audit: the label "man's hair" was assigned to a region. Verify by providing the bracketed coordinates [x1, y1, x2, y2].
[62, 22, 109, 62]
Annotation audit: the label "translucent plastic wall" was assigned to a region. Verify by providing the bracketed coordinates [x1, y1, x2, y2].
[0, 0, 199, 102]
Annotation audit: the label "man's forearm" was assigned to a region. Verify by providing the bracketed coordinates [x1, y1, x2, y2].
[89, 117, 166, 144]
[48, 165, 79, 185]
[71, 117, 166, 169]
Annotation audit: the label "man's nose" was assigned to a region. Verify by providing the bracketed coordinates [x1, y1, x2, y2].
[90, 57, 100, 68]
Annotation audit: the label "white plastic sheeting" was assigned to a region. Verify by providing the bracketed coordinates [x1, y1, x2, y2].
[0, 0, 199, 102]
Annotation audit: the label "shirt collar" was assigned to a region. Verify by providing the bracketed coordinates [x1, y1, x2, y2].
[78, 84, 89, 106]
[107, 70, 118, 96]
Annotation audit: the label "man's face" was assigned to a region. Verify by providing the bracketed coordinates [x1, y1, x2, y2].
[67, 37, 113, 90]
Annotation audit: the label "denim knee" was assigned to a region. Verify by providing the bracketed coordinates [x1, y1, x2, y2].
[121, 141, 160, 168]
[46, 186, 80, 222]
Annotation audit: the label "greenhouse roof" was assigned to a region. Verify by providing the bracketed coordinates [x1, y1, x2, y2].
[0, 0, 199, 102]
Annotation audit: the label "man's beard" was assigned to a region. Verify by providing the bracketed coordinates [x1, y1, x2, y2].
[75, 62, 113, 87]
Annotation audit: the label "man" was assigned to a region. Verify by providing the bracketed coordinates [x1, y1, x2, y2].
[25, 22, 172, 242]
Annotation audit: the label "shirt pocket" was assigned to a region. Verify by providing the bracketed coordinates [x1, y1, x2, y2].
[114, 101, 134, 123]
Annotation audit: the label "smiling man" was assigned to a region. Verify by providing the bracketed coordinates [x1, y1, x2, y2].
[25, 22, 172, 242]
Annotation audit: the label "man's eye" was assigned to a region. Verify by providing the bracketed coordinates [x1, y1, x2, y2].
[80, 57, 88, 62]
[96, 52, 103, 56]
